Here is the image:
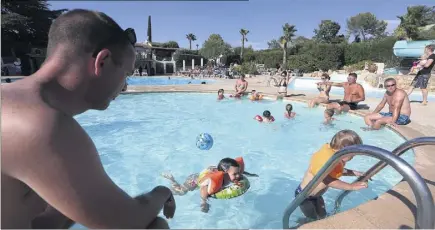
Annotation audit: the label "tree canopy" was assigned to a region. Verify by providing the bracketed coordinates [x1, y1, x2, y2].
[346, 12, 387, 40]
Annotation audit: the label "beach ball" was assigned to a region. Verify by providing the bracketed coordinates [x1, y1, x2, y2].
[196, 133, 214, 150]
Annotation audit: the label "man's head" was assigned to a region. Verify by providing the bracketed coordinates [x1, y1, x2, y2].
[240, 74, 246, 81]
[347, 73, 357, 84]
[45, 9, 137, 110]
[384, 78, 397, 94]
[217, 158, 241, 182]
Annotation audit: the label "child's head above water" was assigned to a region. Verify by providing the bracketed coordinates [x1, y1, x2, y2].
[217, 158, 241, 181]
[263, 110, 272, 118]
[218, 89, 224, 95]
[251, 90, 256, 94]
[286, 104, 293, 112]
[324, 108, 335, 118]
[330, 129, 363, 161]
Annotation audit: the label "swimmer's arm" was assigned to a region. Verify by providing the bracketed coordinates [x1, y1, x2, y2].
[243, 171, 259, 177]
[200, 185, 209, 204]
[5, 116, 170, 228]
[324, 176, 355, 190]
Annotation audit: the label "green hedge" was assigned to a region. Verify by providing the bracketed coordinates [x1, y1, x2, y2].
[344, 37, 397, 66]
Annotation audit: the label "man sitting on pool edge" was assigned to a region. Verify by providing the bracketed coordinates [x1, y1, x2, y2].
[363, 78, 411, 130]
[326, 73, 365, 113]
[232, 74, 248, 98]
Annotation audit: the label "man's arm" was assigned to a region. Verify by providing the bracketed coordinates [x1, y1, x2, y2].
[4, 115, 171, 229]
[391, 92, 406, 124]
[372, 95, 387, 113]
[353, 84, 366, 103]
[326, 82, 344, 87]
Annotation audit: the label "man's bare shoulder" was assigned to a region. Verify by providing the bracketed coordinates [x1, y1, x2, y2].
[393, 89, 407, 99]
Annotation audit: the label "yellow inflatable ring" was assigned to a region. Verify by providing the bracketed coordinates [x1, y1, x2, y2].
[210, 176, 250, 199]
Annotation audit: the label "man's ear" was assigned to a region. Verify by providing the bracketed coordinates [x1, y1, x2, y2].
[94, 49, 112, 77]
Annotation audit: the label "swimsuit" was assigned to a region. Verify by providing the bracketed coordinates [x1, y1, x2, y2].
[338, 101, 358, 110]
[294, 185, 326, 220]
[379, 112, 411, 125]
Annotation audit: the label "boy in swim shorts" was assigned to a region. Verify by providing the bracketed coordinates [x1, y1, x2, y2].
[162, 157, 258, 213]
[296, 130, 368, 220]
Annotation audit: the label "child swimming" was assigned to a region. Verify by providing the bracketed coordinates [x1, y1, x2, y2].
[323, 108, 335, 125]
[217, 89, 225, 100]
[255, 110, 275, 122]
[296, 130, 368, 220]
[162, 157, 258, 213]
[250, 90, 263, 101]
[284, 104, 296, 119]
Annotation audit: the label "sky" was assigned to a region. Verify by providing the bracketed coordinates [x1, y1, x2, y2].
[48, 0, 434, 50]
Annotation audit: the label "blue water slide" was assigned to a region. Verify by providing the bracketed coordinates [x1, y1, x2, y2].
[393, 40, 435, 58]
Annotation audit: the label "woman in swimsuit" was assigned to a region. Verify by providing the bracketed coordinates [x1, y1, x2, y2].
[308, 73, 331, 108]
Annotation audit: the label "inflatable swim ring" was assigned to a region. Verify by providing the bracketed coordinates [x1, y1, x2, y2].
[210, 176, 250, 199]
[255, 115, 263, 122]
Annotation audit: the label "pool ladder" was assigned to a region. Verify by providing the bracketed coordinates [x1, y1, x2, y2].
[282, 137, 435, 229]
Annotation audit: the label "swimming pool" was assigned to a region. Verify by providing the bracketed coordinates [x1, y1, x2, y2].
[73, 93, 414, 229]
[289, 76, 435, 102]
[127, 76, 215, 85]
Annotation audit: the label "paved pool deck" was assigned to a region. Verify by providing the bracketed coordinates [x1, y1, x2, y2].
[124, 76, 435, 229]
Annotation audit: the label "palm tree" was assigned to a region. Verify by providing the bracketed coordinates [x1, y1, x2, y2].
[186, 33, 197, 50]
[279, 23, 297, 70]
[239, 29, 249, 60]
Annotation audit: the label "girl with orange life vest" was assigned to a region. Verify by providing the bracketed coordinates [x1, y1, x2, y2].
[161, 157, 258, 213]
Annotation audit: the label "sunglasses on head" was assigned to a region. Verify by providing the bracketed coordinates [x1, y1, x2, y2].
[92, 28, 137, 57]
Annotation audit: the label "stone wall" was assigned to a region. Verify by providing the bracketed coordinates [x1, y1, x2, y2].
[363, 72, 435, 92]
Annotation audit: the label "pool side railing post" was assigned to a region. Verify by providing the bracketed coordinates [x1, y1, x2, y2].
[334, 137, 435, 213]
[282, 144, 435, 229]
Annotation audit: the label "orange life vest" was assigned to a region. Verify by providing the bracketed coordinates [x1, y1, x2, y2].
[198, 156, 246, 195]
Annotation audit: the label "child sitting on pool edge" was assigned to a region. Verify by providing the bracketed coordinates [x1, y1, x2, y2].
[323, 108, 335, 125]
[296, 129, 368, 220]
[217, 89, 225, 100]
[284, 104, 296, 119]
[161, 157, 258, 213]
[255, 110, 275, 123]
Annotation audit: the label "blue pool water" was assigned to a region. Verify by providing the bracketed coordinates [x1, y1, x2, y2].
[127, 76, 215, 85]
[74, 93, 414, 229]
[289, 77, 435, 102]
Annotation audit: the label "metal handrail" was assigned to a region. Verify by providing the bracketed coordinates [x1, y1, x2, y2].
[334, 137, 435, 213]
[282, 144, 434, 229]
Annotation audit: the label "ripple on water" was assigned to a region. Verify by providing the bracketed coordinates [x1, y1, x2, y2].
[73, 93, 414, 229]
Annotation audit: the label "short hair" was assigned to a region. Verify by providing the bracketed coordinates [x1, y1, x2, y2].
[217, 158, 239, 172]
[384, 78, 396, 85]
[348, 73, 358, 79]
[325, 108, 335, 117]
[321, 73, 330, 80]
[46, 9, 131, 65]
[263, 110, 271, 118]
[330, 129, 363, 150]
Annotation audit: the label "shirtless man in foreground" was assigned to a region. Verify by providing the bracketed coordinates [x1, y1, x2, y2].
[363, 78, 411, 130]
[1, 9, 175, 229]
[233, 74, 248, 97]
[326, 73, 365, 113]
